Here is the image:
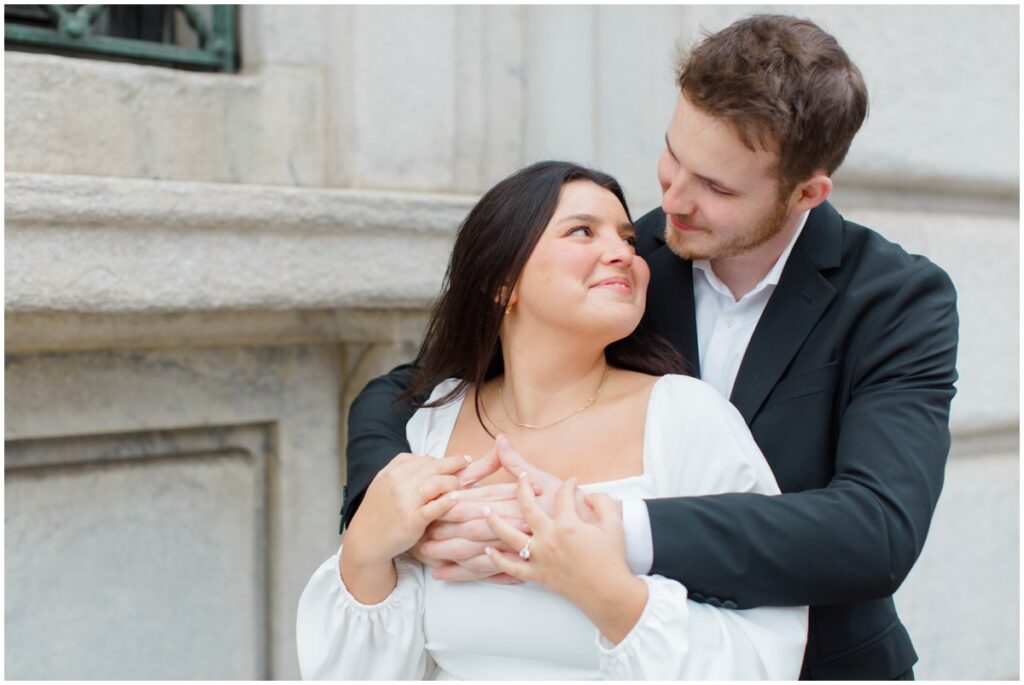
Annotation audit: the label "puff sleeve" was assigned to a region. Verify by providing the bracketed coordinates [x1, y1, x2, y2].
[296, 551, 433, 680]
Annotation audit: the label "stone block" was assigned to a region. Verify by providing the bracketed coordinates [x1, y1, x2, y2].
[5, 433, 267, 679]
[348, 6, 457, 191]
[523, 6, 596, 165]
[5, 344, 343, 678]
[4, 53, 326, 186]
[240, 5, 327, 69]
[895, 451, 1019, 679]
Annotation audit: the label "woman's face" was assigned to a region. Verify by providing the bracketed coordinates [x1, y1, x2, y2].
[512, 180, 649, 344]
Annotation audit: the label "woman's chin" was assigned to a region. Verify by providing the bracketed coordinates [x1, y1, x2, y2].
[582, 316, 644, 346]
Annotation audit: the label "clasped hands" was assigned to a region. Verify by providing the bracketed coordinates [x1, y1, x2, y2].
[408, 435, 628, 591]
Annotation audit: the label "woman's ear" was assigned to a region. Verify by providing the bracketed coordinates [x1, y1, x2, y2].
[496, 285, 519, 308]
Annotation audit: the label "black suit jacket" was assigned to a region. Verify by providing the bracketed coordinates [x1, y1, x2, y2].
[341, 201, 959, 680]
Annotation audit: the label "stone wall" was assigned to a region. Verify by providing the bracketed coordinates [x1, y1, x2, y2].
[5, 5, 1018, 679]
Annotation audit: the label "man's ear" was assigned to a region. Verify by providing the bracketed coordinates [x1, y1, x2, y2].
[791, 173, 833, 213]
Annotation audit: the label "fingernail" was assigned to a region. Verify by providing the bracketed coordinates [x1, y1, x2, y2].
[484, 546, 493, 555]
[483, 506, 491, 515]
[472, 482, 483, 488]
[517, 471, 527, 479]
[463, 455, 473, 463]
[450, 492, 460, 501]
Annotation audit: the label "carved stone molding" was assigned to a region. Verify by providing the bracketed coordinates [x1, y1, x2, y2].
[6, 422, 276, 679]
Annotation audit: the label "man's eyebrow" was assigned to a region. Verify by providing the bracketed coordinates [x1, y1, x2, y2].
[558, 213, 634, 231]
[664, 133, 738, 193]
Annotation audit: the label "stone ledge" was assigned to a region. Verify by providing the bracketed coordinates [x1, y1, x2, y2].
[5, 308, 429, 354]
[5, 173, 475, 313]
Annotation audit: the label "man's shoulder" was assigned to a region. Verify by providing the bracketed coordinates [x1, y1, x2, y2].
[808, 203, 953, 292]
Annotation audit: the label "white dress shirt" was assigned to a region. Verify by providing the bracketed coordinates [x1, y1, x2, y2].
[622, 211, 810, 575]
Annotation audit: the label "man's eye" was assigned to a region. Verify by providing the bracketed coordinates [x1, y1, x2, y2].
[709, 185, 734, 197]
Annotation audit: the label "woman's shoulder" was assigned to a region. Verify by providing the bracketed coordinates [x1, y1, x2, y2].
[420, 378, 464, 402]
[407, 378, 468, 456]
[648, 373, 733, 409]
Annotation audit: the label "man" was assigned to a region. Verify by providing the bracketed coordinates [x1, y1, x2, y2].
[341, 14, 958, 680]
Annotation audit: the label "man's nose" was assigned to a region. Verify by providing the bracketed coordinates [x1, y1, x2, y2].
[663, 173, 697, 216]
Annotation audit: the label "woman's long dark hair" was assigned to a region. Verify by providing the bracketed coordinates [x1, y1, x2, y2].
[401, 161, 687, 430]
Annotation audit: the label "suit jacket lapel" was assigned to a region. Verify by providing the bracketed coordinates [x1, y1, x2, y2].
[644, 243, 701, 377]
[730, 203, 843, 423]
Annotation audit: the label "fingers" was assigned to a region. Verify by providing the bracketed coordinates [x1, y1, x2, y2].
[555, 476, 579, 521]
[417, 474, 460, 502]
[485, 508, 533, 553]
[408, 541, 442, 568]
[436, 499, 523, 524]
[516, 474, 549, 533]
[428, 517, 530, 542]
[432, 454, 475, 476]
[431, 562, 488, 582]
[484, 546, 532, 583]
[482, 573, 524, 585]
[417, 490, 461, 523]
[453, 481, 542, 502]
[430, 560, 522, 584]
[585, 492, 623, 526]
[456, 446, 501, 486]
[495, 434, 541, 480]
[420, 537, 515, 562]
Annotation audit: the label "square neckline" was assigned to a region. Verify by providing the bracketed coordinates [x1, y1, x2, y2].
[428, 374, 670, 489]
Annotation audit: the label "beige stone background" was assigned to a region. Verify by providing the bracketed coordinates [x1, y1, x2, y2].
[4, 4, 1018, 680]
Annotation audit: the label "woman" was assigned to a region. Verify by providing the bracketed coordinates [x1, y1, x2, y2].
[296, 161, 807, 679]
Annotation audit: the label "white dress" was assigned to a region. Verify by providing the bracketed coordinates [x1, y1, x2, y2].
[297, 375, 808, 680]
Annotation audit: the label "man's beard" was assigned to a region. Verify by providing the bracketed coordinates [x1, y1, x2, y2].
[663, 199, 790, 261]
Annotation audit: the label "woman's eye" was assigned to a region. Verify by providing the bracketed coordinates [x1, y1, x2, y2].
[568, 226, 591, 237]
[709, 184, 733, 197]
[623, 235, 638, 247]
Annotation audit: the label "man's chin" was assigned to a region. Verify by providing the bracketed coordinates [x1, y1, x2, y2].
[664, 225, 714, 261]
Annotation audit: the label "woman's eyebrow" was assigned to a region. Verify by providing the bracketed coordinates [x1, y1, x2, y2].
[558, 213, 632, 231]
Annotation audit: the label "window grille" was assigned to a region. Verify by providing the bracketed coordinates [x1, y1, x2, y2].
[4, 5, 237, 73]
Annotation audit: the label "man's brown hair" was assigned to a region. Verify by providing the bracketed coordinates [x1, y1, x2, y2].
[677, 14, 868, 195]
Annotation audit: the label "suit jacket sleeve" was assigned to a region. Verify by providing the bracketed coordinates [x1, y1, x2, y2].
[647, 260, 959, 609]
[341, 363, 419, 531]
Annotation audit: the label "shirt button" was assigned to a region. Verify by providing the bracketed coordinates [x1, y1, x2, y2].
[724, 317, 735, 328]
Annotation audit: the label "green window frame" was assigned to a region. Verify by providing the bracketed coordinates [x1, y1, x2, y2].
[4, 5, 237, 73]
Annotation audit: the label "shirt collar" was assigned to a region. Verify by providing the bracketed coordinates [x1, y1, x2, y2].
[693, 209, 810, 301]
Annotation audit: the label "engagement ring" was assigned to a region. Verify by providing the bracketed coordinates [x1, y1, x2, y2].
[518, 537, 534, 560]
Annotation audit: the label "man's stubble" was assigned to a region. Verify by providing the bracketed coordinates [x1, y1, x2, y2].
[663, 198, 790, 263]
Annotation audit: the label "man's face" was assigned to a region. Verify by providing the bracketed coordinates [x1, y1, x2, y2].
[657, 95, 795, 262]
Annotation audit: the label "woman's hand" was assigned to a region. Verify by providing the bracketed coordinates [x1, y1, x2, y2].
[414, 435, 595, 582]
[484, 475, 648, 645]
[340, 453, 469, 603]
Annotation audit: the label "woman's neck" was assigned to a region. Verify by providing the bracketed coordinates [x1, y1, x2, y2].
[496, 326, 609, 429]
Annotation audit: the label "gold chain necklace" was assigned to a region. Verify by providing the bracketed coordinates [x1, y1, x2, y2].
[497, 367, 611, 430]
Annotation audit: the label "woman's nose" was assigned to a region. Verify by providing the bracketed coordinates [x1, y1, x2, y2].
[601, 235, 634, 264]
